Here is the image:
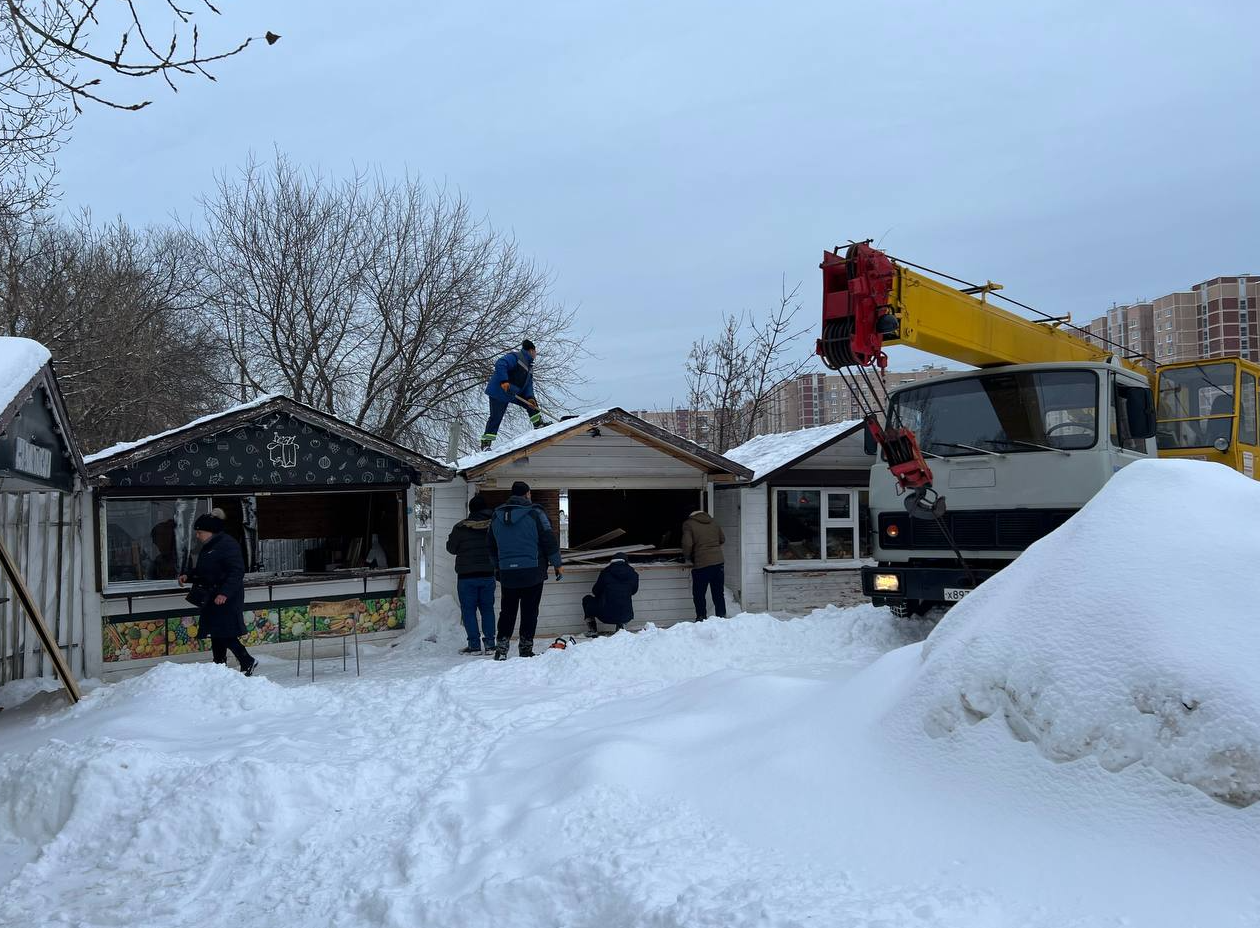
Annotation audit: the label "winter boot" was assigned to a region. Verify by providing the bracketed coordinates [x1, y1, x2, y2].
[518, 638, 535, 658]
[493, 637, 510, 661]
[529, 412, 552, 429]
[480, 438, 493, 451]
[584, 618, 599, 638]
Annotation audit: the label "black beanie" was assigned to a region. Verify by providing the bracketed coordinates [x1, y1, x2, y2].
[468, 494, 488, 514]
[522, 339, 536, 352]
[194, 513, 224, 533]
[511, 480, 530, 497]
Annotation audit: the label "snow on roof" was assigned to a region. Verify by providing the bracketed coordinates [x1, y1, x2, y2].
[84, 393, 283, 464]
[722, 420, 862, 482]
[0, 336, 51, 414]
[452, 407, 612, 471]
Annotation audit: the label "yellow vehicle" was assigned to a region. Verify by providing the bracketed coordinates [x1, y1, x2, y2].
[1155, 357, 1260, 479]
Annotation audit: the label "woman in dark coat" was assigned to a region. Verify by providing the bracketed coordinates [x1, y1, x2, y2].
[180, 512, 257, 675]
[582, 553, 640, 636]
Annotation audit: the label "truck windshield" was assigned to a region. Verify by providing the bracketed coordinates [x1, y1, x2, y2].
[1155, 361, 1235, 450]
[889, 370, 1099, 457]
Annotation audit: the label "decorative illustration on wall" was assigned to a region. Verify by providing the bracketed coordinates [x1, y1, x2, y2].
[103, 596, 407, 662]
[98, 412, 414, 489]
[267, 433, 298, 468]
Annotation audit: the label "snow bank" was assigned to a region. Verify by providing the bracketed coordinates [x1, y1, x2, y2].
[0, 336, 50, 413]
[723, 419, 860, 481]
[900, 459, 1260, 806]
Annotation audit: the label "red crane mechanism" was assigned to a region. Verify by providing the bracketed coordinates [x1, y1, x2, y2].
[816, 242, 945, 519]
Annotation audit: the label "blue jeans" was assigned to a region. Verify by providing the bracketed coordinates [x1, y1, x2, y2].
[457, 576, 497, 648]
[483, 396, 538, 440]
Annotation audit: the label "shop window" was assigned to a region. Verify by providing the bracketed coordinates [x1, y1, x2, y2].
[104, 490, 405, 587]
[104, 498, 210, 584]
[774, 488, 863, 563]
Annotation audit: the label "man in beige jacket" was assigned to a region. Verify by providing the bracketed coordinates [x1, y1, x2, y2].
[681, 510, 726, 621]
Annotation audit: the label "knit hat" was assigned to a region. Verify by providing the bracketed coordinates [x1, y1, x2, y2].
[468, 494, 488, 514]
[193, 513, 224, 534]
[511, 480, 530, 497]
[521, 339, 536, 353]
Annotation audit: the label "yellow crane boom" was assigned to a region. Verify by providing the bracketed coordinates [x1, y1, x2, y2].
[817, 243, 1147, 377]
[884, 261, 1149, 376]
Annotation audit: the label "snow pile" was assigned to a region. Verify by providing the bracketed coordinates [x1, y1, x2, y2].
[1, 590, 1257, 926]
[85, 393, 282, 463]
[0, 336, 50, 413]
[900, 459, 1260, 806]
[723, 419, 861, 481]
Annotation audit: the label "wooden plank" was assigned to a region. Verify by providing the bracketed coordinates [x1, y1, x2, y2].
[571, 528, 626, 551]
[0, 534, 80, 703]
[562, 543, 654, 563]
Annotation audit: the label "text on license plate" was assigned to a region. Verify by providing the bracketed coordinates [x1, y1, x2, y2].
[943, 587, 971, 602]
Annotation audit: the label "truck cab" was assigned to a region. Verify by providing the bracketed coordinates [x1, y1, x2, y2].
[861, 360, 1157, 616]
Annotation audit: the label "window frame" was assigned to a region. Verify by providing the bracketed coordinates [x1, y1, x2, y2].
[770, 486, 869, 566]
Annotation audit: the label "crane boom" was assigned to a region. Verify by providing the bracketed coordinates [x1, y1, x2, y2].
[817, 244, 1148, 377]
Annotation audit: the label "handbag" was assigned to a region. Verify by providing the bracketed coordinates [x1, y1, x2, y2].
[185, 584, 209, 608]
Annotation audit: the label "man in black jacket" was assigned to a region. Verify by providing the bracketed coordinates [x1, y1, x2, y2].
[180, 512, 257, 675]
[445, 494, 497, 654]
[582, 553, 640, 636]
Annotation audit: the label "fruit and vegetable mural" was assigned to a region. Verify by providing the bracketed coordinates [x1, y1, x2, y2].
[103, 596, 406, 662]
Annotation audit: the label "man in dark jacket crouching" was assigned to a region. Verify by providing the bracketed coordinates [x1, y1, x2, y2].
[487, 481, 562, 660]
[582, 554, 639, 636]
[180, 511, 257, 675]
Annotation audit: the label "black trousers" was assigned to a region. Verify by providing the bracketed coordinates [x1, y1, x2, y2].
[210, 635, 253, 667]
[691, 564, 727, 620]
[498, 582, 544, 643]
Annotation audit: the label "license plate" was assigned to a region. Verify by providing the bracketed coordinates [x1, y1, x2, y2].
[943, 587, 971, 602]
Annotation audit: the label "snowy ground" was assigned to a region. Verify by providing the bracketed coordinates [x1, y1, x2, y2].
[2, 461, 1259, 926]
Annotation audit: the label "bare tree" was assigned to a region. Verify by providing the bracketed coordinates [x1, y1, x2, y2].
[0, 2, 273, 219]
[197, 154, 584, 455]
[0, 211, 224, 449]
[685, 279, 813, 453]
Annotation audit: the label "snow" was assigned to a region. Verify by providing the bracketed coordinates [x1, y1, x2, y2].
[3, 462, 1259, 928]
[84, 393, 283, 463]
[0, 337, 50, 414]
[902, 458, 1260, 806]
[451, 406, 612, 470]
[723, 419, 861, 481]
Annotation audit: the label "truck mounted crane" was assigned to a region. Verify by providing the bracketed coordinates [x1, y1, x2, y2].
[818, 241, 1260, 617]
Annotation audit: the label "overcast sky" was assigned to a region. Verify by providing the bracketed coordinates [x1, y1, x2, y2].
[57, 0, 1260, 412]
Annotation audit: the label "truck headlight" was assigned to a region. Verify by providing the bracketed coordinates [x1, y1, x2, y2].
[873, 572, 900, 593]
[1213, 437, 1230, 452]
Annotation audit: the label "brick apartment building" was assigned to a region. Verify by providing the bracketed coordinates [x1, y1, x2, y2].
[1084, 274, 1260, 366]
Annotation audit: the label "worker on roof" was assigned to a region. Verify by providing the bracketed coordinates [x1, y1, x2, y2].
[481, 339, 551, 451]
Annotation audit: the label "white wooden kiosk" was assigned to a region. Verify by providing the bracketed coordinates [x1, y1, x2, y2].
[715, 421, 875, 613]
[429, 408, 752, 639]
[84, 396, 452, 678]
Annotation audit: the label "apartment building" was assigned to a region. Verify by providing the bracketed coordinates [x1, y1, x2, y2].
[1193, 276, 1260, 363]
[1151, 292, 1198, 364]
[1084, 274, 1260, 366]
